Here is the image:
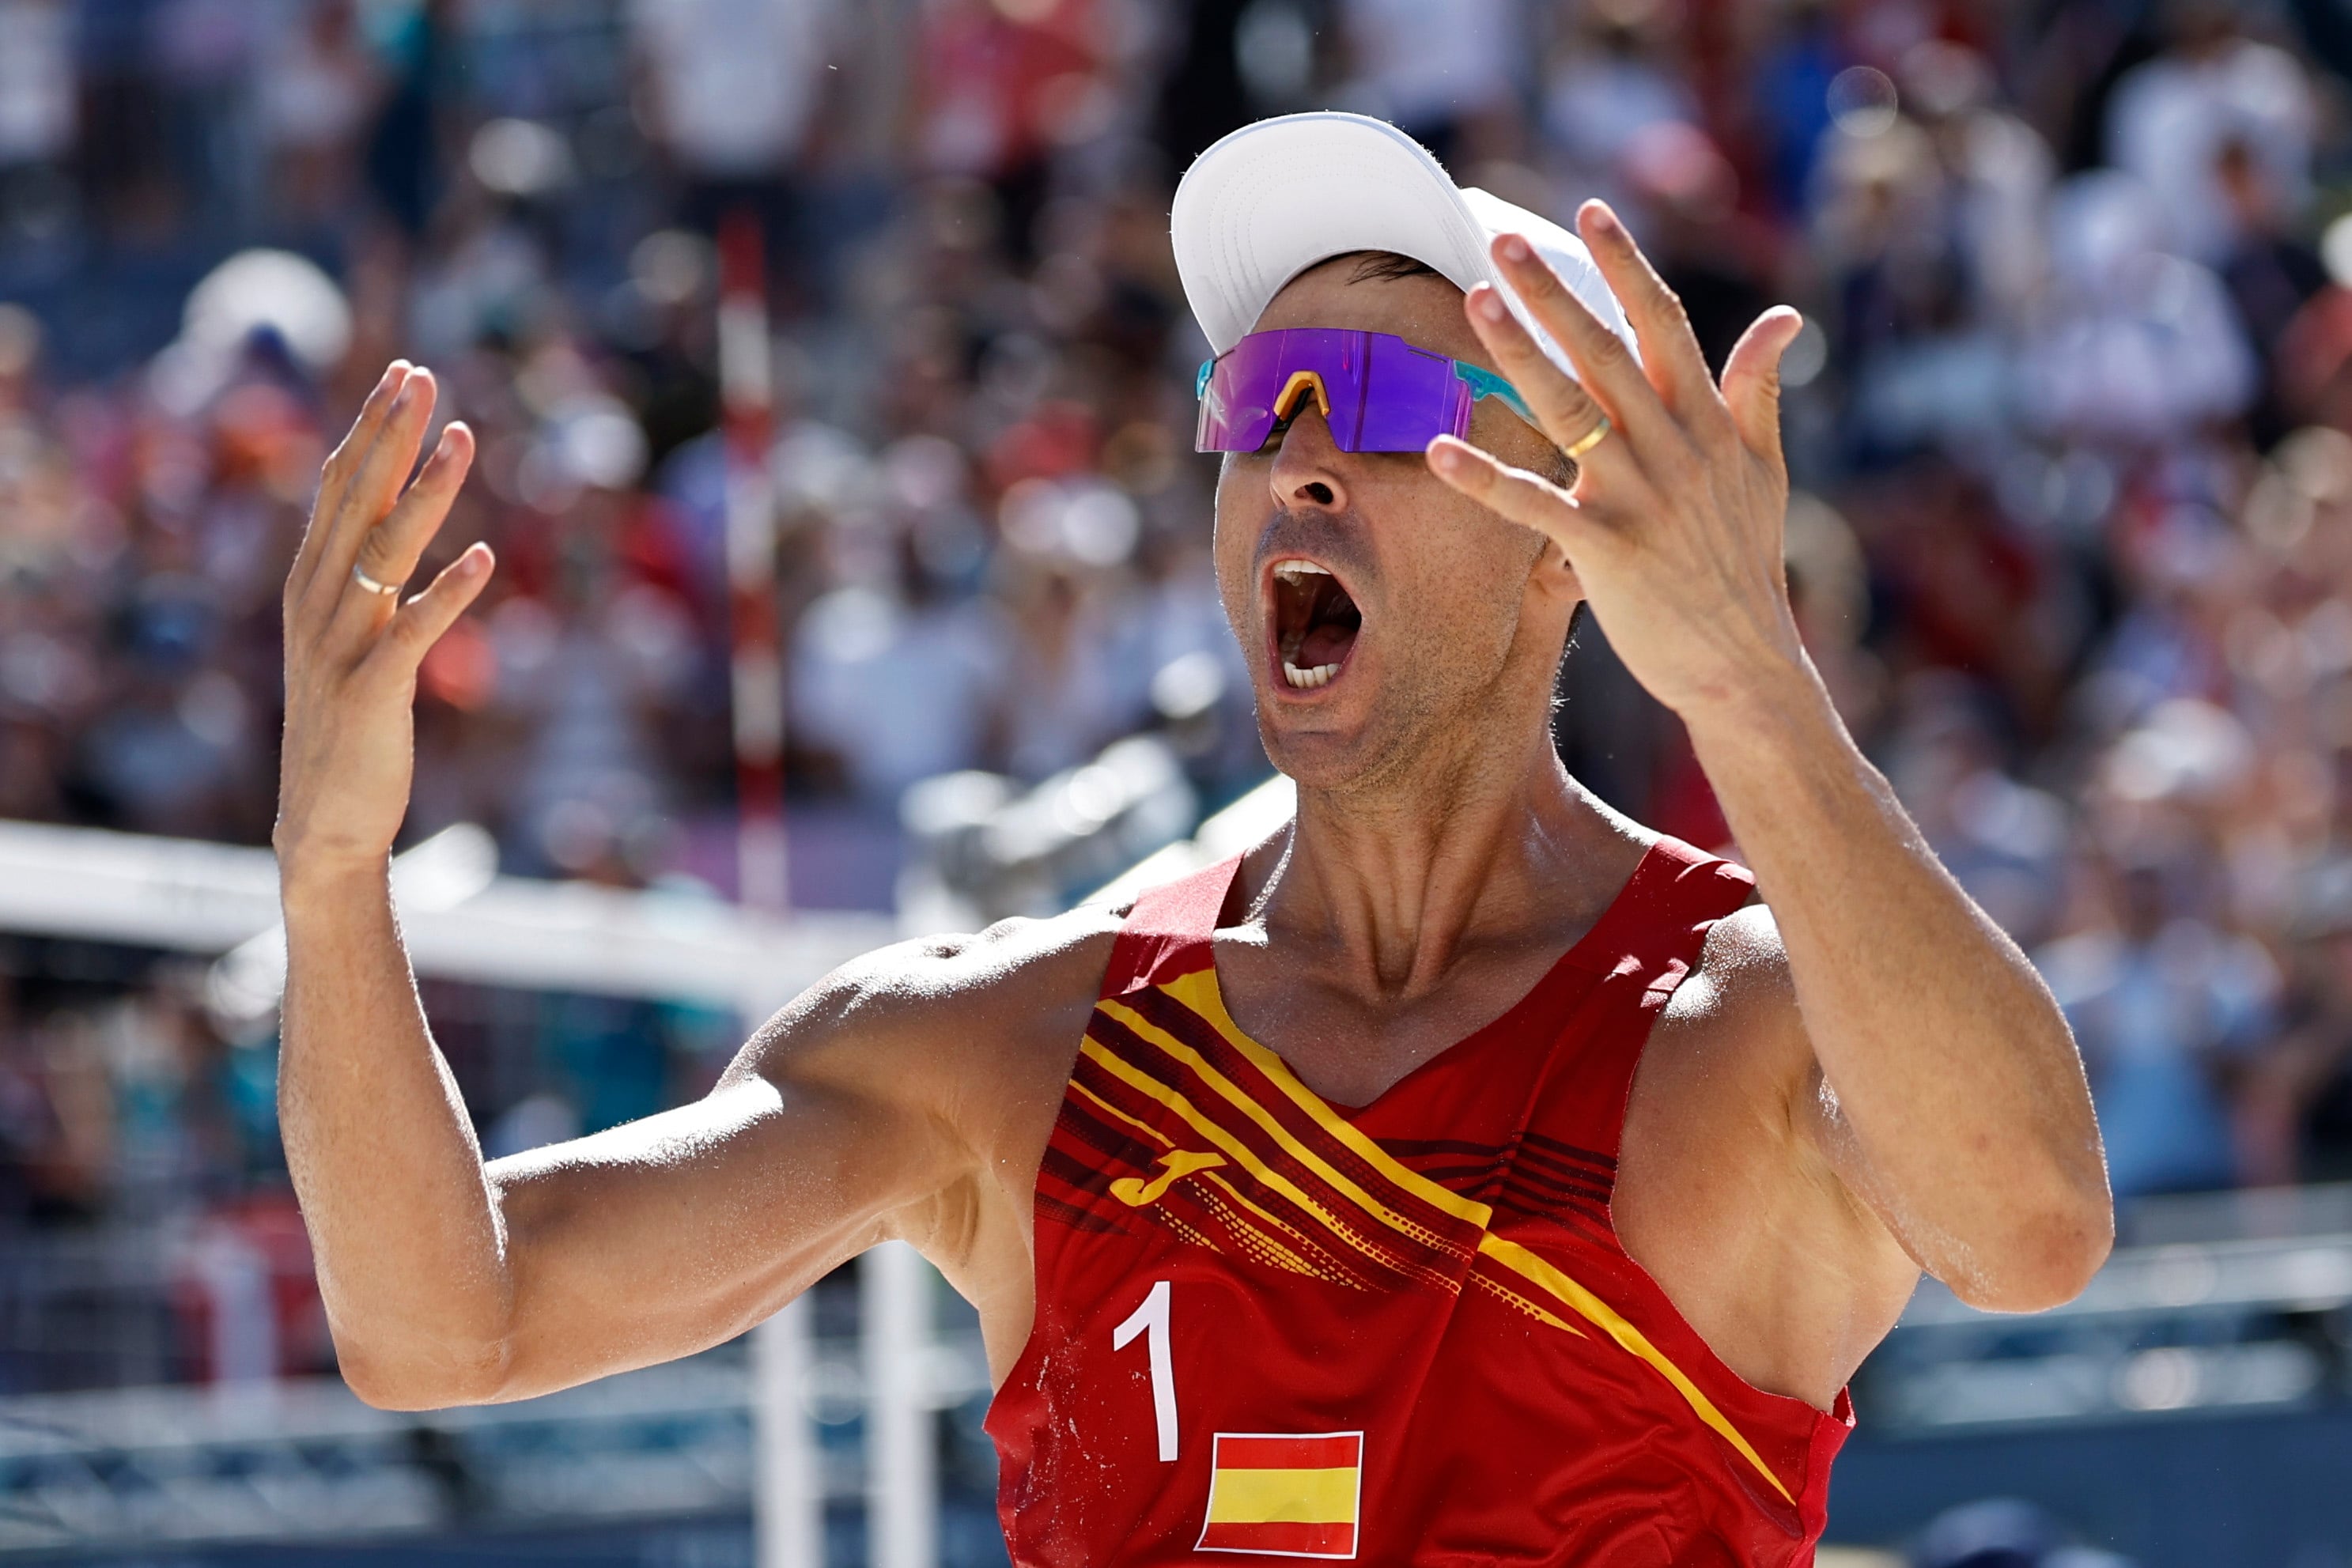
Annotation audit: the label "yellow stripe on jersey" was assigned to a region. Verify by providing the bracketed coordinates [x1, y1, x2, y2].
[1068, 1076, 1347, 1283]
[1164, 967, 1496, 1227]
[1096, 999, 1465, 1255]
[1080, 1038, 1407, 1276]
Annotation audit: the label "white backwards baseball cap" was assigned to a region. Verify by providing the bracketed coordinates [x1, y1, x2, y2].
[1170, 111, 1639, 380]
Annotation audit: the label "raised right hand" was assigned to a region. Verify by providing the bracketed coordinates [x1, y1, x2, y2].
[275, 362, 491, 882]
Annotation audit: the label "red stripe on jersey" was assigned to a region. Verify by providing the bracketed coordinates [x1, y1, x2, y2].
[1214, 1433, 1360, 1469]
[1198, 1519, 1357, 1555]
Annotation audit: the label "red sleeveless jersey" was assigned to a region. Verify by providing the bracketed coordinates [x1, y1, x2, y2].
[985, 837, 1854, 1565]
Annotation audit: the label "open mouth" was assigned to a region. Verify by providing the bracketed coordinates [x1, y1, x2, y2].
[1269, 559, 1363, 691]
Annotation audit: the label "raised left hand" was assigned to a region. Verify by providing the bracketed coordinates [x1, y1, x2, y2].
[1426, 201, 1813, 725]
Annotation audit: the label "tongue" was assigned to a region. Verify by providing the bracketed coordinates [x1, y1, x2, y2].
[1299, 621, 1356, 668]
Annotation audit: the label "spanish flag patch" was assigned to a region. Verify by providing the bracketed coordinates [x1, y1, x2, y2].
[1197, 1431, 1363, 1558]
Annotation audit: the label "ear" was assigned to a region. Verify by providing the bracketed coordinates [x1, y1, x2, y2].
[1528, 531, 1583, 607]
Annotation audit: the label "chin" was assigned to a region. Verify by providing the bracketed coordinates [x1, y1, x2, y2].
[1261, 736, 1365, 792]
[1254, 693, 1405, 793]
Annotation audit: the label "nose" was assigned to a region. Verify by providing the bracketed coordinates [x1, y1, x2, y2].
[1267, 408, 1350, 516]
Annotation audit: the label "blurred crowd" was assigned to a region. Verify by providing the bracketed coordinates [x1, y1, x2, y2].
[4, 0, 2352, 1374]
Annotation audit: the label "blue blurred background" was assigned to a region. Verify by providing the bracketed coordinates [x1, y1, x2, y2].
[5, 0, 2352, 1563]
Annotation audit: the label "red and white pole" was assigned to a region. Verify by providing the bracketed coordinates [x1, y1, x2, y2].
[717, 207, 788, 913]
[722, 213, 820, 1568]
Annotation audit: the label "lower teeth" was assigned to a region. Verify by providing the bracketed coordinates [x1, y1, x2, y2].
[1282, 661, 1341, 689]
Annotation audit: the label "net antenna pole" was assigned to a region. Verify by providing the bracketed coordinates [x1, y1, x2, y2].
[725, 204, 818, 1568]
[720, 204, 788, 915]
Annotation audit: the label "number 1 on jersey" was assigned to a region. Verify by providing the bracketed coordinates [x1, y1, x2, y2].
[1112, 1279, 1178, 1462]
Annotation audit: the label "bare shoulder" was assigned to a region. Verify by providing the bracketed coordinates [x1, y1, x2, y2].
[729, 903, 1124, 1143]
[1651, 901, 1811, 1098]
[720, 905, 1121, 1312]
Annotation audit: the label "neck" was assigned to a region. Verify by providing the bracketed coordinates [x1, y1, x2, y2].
[1262, 720, 1632, 998]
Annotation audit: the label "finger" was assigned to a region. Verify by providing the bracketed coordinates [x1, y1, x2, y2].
[309, 367, 442, 607]
[368, 542, 497, 676]
[287, 362, 410, 603]
[1720, 306, 1805, 471]
[1573, 200, 1722, 423]
[352, 422, 477, 599]
[1427, 435, 1609, 550]
[1462, 283, 1630, 486]
[324, 422, 477, 651]
[1488, 232, 1669, 451]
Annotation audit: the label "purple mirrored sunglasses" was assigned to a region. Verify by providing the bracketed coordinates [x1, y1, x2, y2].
[1194, 327, 1541, 454]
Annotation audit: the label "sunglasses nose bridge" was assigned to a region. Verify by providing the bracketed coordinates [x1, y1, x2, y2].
[1272, 368, 1332, 424]
[1267, 396, 1350, 513]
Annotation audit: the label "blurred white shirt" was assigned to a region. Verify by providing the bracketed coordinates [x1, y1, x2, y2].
[793, 586, 1008, 803]
[2018, 171, 2257, 445]
[1339, 0, 1516, 131]
[1541, 47, 1696, 183]
[2106, 38, 2314, 265]
[0, 0, 74, 164]
[630, 0, 838, 177]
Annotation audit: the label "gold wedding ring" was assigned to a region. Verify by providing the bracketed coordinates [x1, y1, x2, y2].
[1561, 413, 1613, 462]
[351, 564, 401, 597]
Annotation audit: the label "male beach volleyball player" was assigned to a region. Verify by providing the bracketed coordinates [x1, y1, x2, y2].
[275, 115, 2110, 1564]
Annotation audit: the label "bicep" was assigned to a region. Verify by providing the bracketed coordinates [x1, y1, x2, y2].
[482, 1011, 966, 1400]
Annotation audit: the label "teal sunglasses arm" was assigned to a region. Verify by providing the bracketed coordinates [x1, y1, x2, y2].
[1452, 361, 1542, 433]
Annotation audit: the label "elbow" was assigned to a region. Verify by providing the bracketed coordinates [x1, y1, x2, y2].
[1949, 1181, 2114, 1314]
[335, 1332, 516, 1411]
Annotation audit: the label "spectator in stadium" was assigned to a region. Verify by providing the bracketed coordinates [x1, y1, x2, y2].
[628, 0, 841, 276]
[2036, 841, 2281, 1199]
[2103, 0, 2316, 269]
[257, 0, 381, 224]
[12, 0, 2352, 1297]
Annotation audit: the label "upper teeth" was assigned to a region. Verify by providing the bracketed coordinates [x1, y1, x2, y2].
[1273, 561, 1331, 584]
[1283, 660, 1341, 689]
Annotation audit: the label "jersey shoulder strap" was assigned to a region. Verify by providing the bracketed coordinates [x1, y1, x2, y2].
[1098, 855, 1246, 1001]
[1533, 833, 1756, 1164]
[1626, 833, 1756, 955]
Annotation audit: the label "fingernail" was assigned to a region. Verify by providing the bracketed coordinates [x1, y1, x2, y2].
[1429, 440, 1462, 472]
[434, 426, 456, 458]
[1499, 235, 1531, 263]
[1587, 203, 1620, 234]
[1476, 289, 1507, 322]
[458, 546, 486, 575]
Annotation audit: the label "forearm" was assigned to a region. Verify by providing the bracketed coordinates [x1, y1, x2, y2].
[1684, 663, 2110, 1302]
[278, 860, 512, 1404]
